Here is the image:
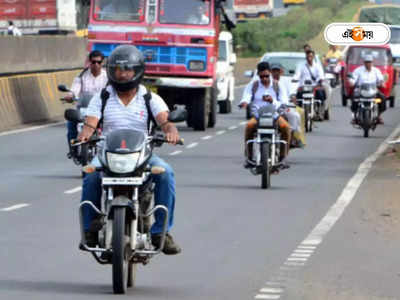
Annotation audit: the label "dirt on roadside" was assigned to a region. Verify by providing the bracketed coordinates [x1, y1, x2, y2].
[234, 57, 259, 86]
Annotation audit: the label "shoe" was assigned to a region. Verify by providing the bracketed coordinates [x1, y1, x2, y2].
[84, 231, 98, 248]
[152, 233, 182, 255]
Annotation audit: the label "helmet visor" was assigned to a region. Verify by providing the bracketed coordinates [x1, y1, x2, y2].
[108, 64, 143, 83]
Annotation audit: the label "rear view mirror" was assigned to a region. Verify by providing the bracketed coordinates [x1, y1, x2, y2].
[168, 107, 187, 123]
[64, 109, 81, 122]
[58, 84, 70, 92]
[289, 70, 295, 75]
[244, 70, 254, 78]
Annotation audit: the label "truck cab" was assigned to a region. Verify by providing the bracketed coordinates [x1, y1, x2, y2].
[217, 31, 236, 114]
[87, 0, 235, 131]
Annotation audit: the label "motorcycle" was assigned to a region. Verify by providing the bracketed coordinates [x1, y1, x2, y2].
[58, 84, 97, 175]
[325, 58, 340, 88]
[246, 105, 288, 189]
[65, 108, 186, 294]
[296, 80, 316, 132]
[352, 82, 380, 138]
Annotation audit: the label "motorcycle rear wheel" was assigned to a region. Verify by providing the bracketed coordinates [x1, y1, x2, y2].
[260, 143, 271, 189]
[112, 207, 129, 294]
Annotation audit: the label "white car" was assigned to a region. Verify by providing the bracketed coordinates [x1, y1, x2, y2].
[216, 31, 236, 114]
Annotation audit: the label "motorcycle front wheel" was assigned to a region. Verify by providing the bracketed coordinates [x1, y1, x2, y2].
[260, 142, 271, 189]
[362, 109, 371, 138]
[112, 207, 129, 294]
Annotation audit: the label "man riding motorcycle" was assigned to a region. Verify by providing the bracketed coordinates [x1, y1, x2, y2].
[324, 44, 342, 84]
[294, 50, 327, 121]
[64, 50, 108, 157]
[349, 54, 386, 124]
[239, 62, 291, 169]
[78, 45, 182, 255]
[270, 63, 306, 148]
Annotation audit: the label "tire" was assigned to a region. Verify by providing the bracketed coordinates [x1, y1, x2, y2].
[246, 105, 252, 120]
[208, 87, 217, 128]
[192, 89, 209, 131]
[80, 144, 89, 166]
[324, 108, 330, 121]
[219, 99, 232, 114]
[389, 96, 395, 108]
[341, 82, 347, 106]
[112, 208, 128, 294]
[362, 109, 371, 138]
[260, 142, 270, 189]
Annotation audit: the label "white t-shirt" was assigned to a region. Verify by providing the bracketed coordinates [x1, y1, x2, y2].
[240, 78, 288, 108]
[294, 61, 325, 86]
[351, 66, 384, 86]
[86, 85, 169, 135]
[70, 68, 108, 99]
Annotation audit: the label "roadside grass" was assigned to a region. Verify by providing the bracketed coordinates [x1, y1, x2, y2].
[233, 0, 368, 58]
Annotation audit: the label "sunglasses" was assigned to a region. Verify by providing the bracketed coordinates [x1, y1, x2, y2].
[259, 74, 270, 79]
[91, 60, 103, 65]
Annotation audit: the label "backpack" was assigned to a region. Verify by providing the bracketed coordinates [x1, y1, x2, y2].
[98, 86, 157, 134]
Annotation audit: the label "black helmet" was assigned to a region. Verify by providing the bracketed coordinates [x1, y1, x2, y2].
[106, 45, 145, 92]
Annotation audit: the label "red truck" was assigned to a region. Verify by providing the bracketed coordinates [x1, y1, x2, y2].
[233, 0, 273, 20]
[0, 0, 77, 34]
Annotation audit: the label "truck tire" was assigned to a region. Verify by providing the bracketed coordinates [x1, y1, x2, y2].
[192, 89, 209, 131]
[208, 87, 217, 128]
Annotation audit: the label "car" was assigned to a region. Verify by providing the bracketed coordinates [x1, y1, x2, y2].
[216, 31, 237, 114]
[341, 44, 396, 108]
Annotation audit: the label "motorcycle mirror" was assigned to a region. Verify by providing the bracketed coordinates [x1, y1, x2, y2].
[58, 84, 70, 92]
[289, 70, 295, 75]
[291, 79, 299, 83]
[168, 107, 187, 123]
[244, 70, 254, 78]
[64, 108, 81, 122]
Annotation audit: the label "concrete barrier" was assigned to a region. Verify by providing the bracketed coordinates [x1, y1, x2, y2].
[0, 36, 87, 75]
[0, 70, 79, 132]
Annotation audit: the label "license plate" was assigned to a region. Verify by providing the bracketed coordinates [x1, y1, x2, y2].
[303, 93, 314, 98]
[102, 177, 143, 186]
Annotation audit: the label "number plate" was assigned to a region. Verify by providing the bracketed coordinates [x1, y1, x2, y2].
[302, 93, 314, 98]
[102, 177, 143, 186]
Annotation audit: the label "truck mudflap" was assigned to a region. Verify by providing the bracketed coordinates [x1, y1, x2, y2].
[143, 76, 214, 89]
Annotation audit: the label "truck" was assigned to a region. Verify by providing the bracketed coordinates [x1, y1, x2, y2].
[283, 0, 306, 8]
[233, 0, 273, 21]
[87, 0, 236, 131]
[0, 0, 85, 35]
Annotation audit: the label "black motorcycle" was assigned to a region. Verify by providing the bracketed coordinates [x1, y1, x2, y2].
[65, 108, 186, 294]
[352, 83, 380, 138]
[58, 85, 97, 174]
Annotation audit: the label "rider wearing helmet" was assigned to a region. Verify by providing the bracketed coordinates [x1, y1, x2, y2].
[78, 45, 182, 255]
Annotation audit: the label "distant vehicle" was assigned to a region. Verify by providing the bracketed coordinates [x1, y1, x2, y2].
[0, 0, 81, 34]
[388, 25, 400, 68]
[341, 44, 396, 108]
[217, 31, 237, 114]
[283, 0, 306, 8]
[233, 0, 273, 21]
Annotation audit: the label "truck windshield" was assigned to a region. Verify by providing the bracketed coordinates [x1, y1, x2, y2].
[93, 0, 145, 22]
[159, 0, 210, 25]
[390, 27, 400, 44]
[348, 47, 389, 66]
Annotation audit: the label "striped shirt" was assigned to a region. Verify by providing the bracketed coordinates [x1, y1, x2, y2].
[86, 85, 169, 135]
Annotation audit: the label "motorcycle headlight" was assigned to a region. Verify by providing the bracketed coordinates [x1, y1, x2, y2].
[303, 86, 312, 92]
[107, 152, 140, 174]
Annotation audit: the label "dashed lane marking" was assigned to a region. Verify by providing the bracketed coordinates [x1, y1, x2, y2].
[169, 150, 183, 156]
[0, 204, 30, 212]
[201, 135, 213, 140]
[186, 142, 198, 149]
[64, 186, 82, 194]
[216, 130, 226, 135]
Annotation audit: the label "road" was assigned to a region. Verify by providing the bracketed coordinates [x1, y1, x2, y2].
[0, 85, 399, 300]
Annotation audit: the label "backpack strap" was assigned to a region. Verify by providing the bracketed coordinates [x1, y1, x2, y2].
[251, 80, 259, 103]
[143, 88, 157, 134]
[97, 87, 110, 129]
[78, 67, 89, 89]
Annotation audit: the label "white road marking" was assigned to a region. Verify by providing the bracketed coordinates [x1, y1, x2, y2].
[186, 142, 198, 149]
[255, 294, 281, 300]
[64, 186, 82, 194]
[253, 123, 400, 299]
[0, 121, 65, 137]
[228, 125, 238, 130]
[260, 288, 284, 293]
[201, 135, 213, 140]
[0, 204, 30, 212]
[216, 130, 226, 135]
[169, 150, 183, 156]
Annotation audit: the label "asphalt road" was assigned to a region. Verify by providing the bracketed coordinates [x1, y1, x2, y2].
[0, 84, 399, 300]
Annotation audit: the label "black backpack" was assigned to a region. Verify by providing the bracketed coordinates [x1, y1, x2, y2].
[98, 87, 157, 134]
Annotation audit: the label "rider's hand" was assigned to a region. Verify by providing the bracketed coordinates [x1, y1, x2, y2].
[239, 102, 248, 109]
[63, 93, 74, 103]
[77, 126, 93, 143]
[263, 95, 273, 103]
[166, 131, 180, 145]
